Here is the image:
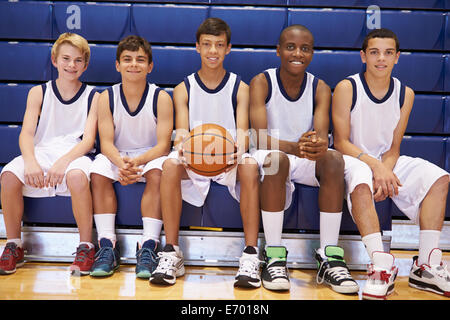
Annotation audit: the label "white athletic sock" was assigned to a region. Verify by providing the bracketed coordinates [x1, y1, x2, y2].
[94, 213, 117, 242]
[418, 230, 441, 266]
[7, 238, 22, 248]
[261, 210, 284, 247]
[362, 232, 384, 263]
[79, 241, 95, 249]
[141, 217, 163, 245]
[319, 211, 342, 258]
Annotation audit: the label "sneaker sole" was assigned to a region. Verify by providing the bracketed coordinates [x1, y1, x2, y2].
[90, 265, 120, 277]
[362, 284, 395, 300]
[0, 261, 25, 275]
[330, 283, 360, 294]
[149, 266, 185, 285]
[136, 271, 152, 279]
[234, 278, 261, 289]
[409, 278, 450, 297]
[262, 279, 290, 291]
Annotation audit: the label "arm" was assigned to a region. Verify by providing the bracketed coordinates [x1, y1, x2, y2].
[19, 85, 45, 188]
[249, 73, 300, 156]
[172, 82, 190, 150]
[297, 79, 330, 160]
[45, 92, 100, 187]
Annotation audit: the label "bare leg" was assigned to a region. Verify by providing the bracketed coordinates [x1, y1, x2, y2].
[260, 152, 289, 211]
[350, 184, 380, 237]
[141, 169, 162, 220]
[419, 175, 449, 231]
[90, 173, 116, 214]
[315, 150, 345, 212]
[0, 172, 24, 240]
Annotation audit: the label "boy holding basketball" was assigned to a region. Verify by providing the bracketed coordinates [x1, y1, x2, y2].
[150, 18, 261, 288]
[89, 35, 173, 278]
[332, 28, 449, 299]
[0, 33, 99, 275]
[250, 25, 358, 293]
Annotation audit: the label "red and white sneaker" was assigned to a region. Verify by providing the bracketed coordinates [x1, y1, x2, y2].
[409, 248, 450, 297]
[362, 251, 398, 300]
[0, 242, 25, 275]
[70, 244, 95, 276]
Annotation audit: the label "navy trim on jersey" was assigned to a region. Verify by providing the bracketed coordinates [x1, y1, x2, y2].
[51, 80, 87, 105]
[312, 76, 319, 115]
[153, 88, 162, 121]
[263, 71, 272, 104]
[194, 71, 230, 94]
[276, 67, 307, 102]
[107, 87, 114, 115]
[119, 82, 149, 117]
[184, 76, 190, 109]
[346, 77, 357, 112]
[87, 89, 97, 114]
[231, 75, 241, 119]
[359, 72, 394, 104]
[36, 83, 47, 129]
[399, 84, 406, 109]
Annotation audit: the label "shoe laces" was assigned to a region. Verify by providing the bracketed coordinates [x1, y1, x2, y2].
[137, 247, 158, 266]
[1, 243, 19, 261]
[72, 245, 91, 263]
[267, 260, 288, 278]
[367, 265, 392, 284]
[94, 246, 115, 265]
[156, 251, 179, 273]
[237, 254, 261, 277]
[317, 264, 352, 284]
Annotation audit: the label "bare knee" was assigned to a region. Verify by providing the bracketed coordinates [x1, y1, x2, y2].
[351, 183, 372, 200]
[262, 151, 289, 179]
[238, 158, 259, 185]
[0, 172, 22, 191]
[144, 169, 162, 190]
[66, 170, 89, 192]
[317, 150, 344, 179]
[90, 172, 112, 190]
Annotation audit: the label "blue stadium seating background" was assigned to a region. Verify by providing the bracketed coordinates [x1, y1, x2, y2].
[0, 1, 448, 232]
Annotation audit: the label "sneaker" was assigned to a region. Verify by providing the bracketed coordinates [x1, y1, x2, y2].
[234, 246, 261, 288]
[362, 251, 398, 300]
[135, 239, 161, 279]
[90, 238, 120, 277]
[409, 248, 450, 297]
[315, 245, 359, 294]
[0, 242, 25, 275]
[261, 246, 290, 291]
[70, 243, 95, 276]
[149, 244, 185, 285]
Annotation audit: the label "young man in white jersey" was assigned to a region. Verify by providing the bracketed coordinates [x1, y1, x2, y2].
[0, 33, 99, 276]
[89, 36, 173, 278]
[150, 18, 261, 288]
[333, 28, 450, 299]
[250, 25, 358, 293]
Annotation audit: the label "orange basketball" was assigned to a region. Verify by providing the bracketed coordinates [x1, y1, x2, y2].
[182, 123, 236, 176]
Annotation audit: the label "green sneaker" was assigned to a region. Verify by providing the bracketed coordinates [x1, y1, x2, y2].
[315, 245, 359, 294]
[90, 238, 120, 277]
[261, 246, 290, 291]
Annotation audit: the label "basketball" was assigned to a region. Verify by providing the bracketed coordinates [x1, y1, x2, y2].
[182, 123, 236, 176]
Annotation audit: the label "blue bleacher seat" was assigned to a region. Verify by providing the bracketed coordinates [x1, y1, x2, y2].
[290, 0, 446, 9]
[53, 2, 131, 42]
[446, 138, 450, 173]
[0, 84, 33, 123]
[132, 4, 208, 44]
[400, 136, 447, 169]
[0, 125, 21, 164]
[211, 0, 286, 4]
[209, 6, 287, 46]
[445, 13, 450, 51]
[289, 8, 366, 49]
[406, 95, 445, 134]
[380, 11, 445, 51]
[76, 45, 121, 84]
[445, 55, 450, 92]
[0, 2, 52, 40]
[0, 42, 51, 82]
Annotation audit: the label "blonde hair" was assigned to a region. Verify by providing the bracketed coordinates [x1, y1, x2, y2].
[51, 32, 90, 65]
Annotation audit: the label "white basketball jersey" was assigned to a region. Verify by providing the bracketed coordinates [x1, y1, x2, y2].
[264, 68, 318, 142]
[34, 80, 96, 150]
[185, 72, 240, 140]
[108, 83, 160, 153]
[347, 72, 405, 159]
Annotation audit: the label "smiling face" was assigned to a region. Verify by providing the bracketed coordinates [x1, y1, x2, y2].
[51, 43, 87, 81]
[115, 47, 153, 81]
[196, 33, 231, 70]
[277, 27, 314, 77]
[361, 37, 400, 78]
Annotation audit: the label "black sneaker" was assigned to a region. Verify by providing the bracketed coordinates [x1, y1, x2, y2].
[315, 245, 359, 294]
[135, 239, 161, 279]
[234, 246, 261, 288]
[261, 246, 290, 291]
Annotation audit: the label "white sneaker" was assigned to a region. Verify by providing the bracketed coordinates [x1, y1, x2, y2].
[234, 246, 261, 288]
[362, 251, 398, 300]
[409, 248, 450, 297]
[149, 244, 185, 285]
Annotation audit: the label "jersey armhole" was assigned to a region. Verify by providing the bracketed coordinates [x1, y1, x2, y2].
[107, 87, 114, 116]
[312, 76, 319, 115]
[231, 75, 241, 119]
[399, 84, 406, 109]
[153, 87, 162, 122]
[183, 76, 190, 110]
[87, 88, 97, 114]
[345, 77, 357, 112]
[263, 71, 272, 104]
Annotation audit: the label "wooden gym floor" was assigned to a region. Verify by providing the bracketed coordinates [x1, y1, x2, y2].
[0, 239, 448, 301]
